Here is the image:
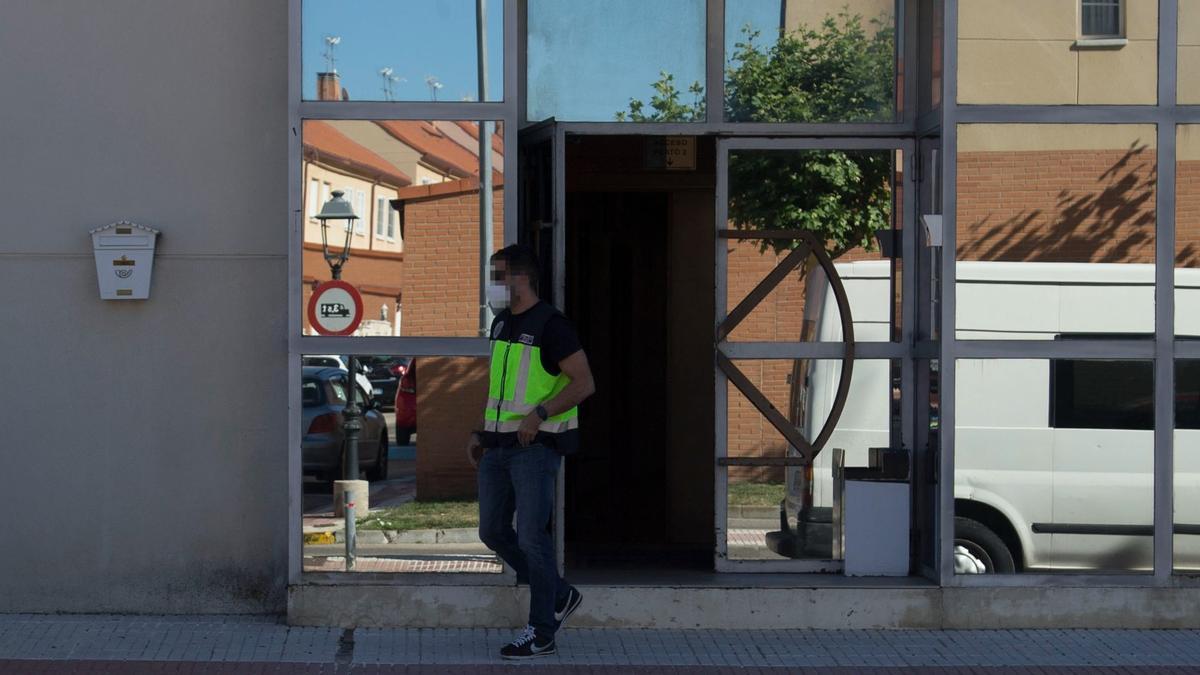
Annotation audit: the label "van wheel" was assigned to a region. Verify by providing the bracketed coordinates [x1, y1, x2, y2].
[954, 516, 1015, 574]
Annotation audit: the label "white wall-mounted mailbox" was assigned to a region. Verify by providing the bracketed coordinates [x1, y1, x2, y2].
[90, 221, 160, 300]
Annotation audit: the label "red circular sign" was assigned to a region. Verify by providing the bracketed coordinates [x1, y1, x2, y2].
[307, 280, 364, 336]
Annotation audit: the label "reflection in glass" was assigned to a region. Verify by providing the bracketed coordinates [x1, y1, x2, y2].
[726, 359, 896, 561]
[301, 120, 504, 338]
[956, 124, 1157, 339]
[302, 355, 502, 574]
[958, 0, 1158, 105]
[1180, 0, 1200, 104]
[725, 149, 898, 342]
[955, 359, 1153, 575]
[724, 0, 897, 123]
[302, 0, 502, 102]
[1177, 126, 1200, 336]
[1175, 361, 1200, 571]
[527, 0, 706, 122]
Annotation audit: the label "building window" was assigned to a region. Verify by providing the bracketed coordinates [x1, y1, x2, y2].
[376, 197, 387, 238]
[307, 178, 319, 222]
[355, 190, 367, 235]
[387, 205, 397, 240]
[1081, 0, 1122, 38]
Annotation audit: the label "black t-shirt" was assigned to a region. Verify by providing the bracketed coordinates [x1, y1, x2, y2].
[492, 302, 582, 375]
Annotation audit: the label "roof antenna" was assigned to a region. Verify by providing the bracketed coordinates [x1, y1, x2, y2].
[425, 75, 443, 101]
[379, 67, 404, 101]
[323, 35, 341, 72]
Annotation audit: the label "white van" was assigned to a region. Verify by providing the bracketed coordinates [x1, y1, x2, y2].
[781, 259, 1200, 573]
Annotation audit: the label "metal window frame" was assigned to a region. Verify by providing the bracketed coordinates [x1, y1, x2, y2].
[521, 0, 919, 135]
[290, 0, 929, 584]
[713, 135, 917, 573]
[287, 0, 523, 586]
[938, 0, 1193, 588]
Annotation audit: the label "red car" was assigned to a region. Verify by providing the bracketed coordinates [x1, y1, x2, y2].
[393, 359, 417, 445]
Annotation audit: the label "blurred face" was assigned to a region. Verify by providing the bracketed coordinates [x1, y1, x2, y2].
[487, 260, 514, 310]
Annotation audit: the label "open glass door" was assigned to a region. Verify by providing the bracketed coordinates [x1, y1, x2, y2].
[714, 137, 915, 573]
[517, 120, 566, 572]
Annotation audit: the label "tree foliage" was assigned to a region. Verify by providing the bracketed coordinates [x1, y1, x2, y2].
[618, 11, 896, 257]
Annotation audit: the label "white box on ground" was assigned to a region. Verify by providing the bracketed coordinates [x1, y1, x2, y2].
[844, 480, 910, 576]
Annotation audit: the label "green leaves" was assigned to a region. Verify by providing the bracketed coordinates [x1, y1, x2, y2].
[615, 71, 705, 122]
[616, 11, 896, 259]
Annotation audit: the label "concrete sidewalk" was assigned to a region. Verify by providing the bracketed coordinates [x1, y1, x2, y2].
[3, 614, 1200, 673]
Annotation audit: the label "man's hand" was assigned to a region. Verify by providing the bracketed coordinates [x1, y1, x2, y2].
[517, 413, 541, 446]
[466, 432, 485, 467]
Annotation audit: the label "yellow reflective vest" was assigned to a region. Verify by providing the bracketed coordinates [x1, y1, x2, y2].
[482, 302, 579, 452]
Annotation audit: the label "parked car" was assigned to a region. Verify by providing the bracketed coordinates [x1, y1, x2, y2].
[771, 260, 1200, 573]
[393, 358, 417, 446]
[358, 356, 412, 412]
[301, 366, 390, 483]
[302, 355, 375, 398]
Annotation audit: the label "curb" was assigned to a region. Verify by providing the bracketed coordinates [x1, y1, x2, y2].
[303, 526, 481, 545]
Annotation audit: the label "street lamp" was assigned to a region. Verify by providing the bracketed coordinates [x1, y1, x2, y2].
[315, 189, 358, 280]
[315, 190, 364, 568]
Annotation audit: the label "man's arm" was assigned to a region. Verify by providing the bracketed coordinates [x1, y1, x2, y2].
[515, 349, 595, 445]
[540, 349, 595, 416]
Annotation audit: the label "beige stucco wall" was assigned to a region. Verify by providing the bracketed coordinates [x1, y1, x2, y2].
[958, 124, 1157, 153]
[1179, 1, 1200, 103]
[958, 0, 1158, 105]
[0, 0, 288, 613]
[783, 0, 894, 34]
[1178, 123, 1200, 161]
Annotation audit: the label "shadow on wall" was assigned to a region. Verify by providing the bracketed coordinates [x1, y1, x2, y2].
[958, 143, 1167, 265]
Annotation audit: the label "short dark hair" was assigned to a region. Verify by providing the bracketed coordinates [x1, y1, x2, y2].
[490, 244, 540, 292]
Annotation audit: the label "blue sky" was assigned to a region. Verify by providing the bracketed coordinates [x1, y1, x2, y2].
[304, 0, 782, 118]
[303, 0, 504, 101]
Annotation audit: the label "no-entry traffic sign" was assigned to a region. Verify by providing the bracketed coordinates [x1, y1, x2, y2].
[307, 279, 364, 336]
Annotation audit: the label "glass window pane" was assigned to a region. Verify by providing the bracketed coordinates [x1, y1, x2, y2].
[919, 0, 945, 113]
[725, 149, 901, 342]
[1178, 126, 1200, 336]
[724, 0, 898, 123]
[958, 0, 1157, 105]
[302, 0, 502, 102]
[302, 355, 503, 574]
[956, 124, 1157, 339]
[1082, 0, 1122, 38]
[1176, 360, 1200, 571]
[725, 359, 898, 561]
[527, 0, 706, 122]
[301, 120, 503, 338]
[955, 358, 1154, 575]
[1181, 1, 1200, 103]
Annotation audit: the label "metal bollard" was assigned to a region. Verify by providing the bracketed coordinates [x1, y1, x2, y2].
[344, 490, 356, 571]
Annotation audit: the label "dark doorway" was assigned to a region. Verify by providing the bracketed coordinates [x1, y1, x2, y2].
[561, 136, 717, 571]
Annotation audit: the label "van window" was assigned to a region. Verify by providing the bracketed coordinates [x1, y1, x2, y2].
[1051, 360, 1153, 430]
[1177, 360, 1200, 430]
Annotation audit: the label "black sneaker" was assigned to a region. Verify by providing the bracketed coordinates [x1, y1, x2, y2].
[553, 585, 583, 632]
[500, 625, 556, 660]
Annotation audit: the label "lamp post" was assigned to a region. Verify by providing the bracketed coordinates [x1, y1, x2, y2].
[315, 191, 363, 568]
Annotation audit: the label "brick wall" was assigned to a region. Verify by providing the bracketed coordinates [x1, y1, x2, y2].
[957, 148, 1157, 264]
[414, 356, 489, 500]
[401, 182, 503, 500]
[400, 184, 504, 337]
[1177, 160, 1200, 266]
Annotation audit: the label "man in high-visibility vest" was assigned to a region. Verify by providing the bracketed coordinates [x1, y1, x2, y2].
[467, 244, 595, 660]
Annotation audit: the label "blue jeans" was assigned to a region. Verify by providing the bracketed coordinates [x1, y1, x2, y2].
[477, 443, 570, 637]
